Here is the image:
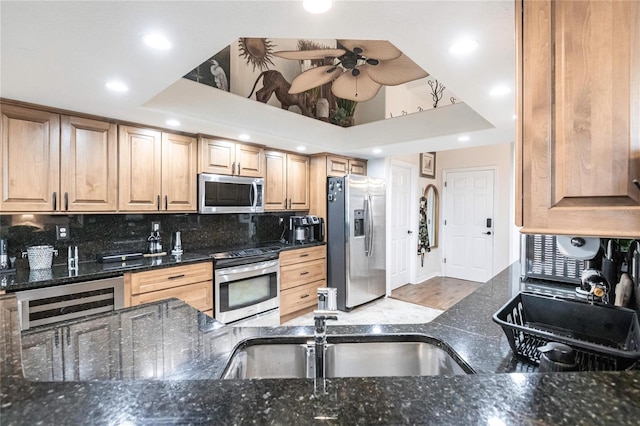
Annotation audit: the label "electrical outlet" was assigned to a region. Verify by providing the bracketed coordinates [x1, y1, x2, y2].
[56, 225, 70, 240]
[151, 221, 161, 232]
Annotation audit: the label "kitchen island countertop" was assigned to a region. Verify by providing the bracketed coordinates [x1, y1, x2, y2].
[1, 263, 639, 425]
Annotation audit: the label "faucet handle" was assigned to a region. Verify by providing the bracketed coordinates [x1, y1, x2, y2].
[313, 309, 338, 321]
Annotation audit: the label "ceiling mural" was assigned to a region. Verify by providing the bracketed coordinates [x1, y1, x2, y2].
[184, 38, 461, 127]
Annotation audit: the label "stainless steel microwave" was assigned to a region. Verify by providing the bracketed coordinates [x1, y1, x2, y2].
[198, 173, 264, 214]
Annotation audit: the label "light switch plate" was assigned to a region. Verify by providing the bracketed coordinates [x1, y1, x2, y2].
[56, 225, 70, 240]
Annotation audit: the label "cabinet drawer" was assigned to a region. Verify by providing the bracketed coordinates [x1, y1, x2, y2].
[279, 245, 326, 266]
[280, 280, 326, 316]
[130, 262, 213, 295]
[131, 281, 213, 313]
[280, 258, 326, 291]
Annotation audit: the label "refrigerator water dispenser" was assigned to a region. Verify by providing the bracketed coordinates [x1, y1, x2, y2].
[354, 209, 365, 237]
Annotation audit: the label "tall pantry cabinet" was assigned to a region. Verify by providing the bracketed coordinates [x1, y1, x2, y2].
[517, 0, 640, 237]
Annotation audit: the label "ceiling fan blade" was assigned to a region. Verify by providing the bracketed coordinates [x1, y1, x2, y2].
[289, 65, 343, 94]
[274, 48, 346, 60]
[331, 67, 382, 102]
[338, 40, 402, 61]
[367, 53, 429, 86]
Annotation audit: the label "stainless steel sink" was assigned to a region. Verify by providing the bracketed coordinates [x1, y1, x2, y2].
[221, 334, 474, 379]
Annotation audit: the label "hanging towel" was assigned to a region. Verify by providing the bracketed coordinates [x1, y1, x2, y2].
[417, 195, 431, 267]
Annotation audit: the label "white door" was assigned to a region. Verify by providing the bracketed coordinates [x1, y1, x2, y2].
[443, 169, 494, 282]
[389, 162, 412, 290]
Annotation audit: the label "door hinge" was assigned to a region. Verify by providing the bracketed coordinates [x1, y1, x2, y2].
[444, 181, 447, 188]
[443, 258, 446, 264]
[444, 219, 447, 226]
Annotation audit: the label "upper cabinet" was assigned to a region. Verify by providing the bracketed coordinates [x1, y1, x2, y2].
[1, 104, 117, 213]
[264, 150, 309, 211]
[119, 125, 197, 212]
[517, 0, 640, 237]
[199, 136, 264, 177]
[309, 154, 367, 217]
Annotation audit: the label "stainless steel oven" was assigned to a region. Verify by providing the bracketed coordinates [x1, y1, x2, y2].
[213, 247, 280, 325]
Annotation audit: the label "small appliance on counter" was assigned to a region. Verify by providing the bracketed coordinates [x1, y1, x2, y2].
[287, 215, 325, 245]
[0, 239, 16, 273]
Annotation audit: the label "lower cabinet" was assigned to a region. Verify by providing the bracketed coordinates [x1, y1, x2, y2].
[279, 245, 327, 323]
[21, 315, 121, 381]
[125, 262, 214, 317]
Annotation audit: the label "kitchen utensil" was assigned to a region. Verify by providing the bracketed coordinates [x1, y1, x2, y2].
[556, 236, 600, 260]
[538, 342, 578, 372]
[601, 239, 618, 304]
[22, 245, 58, 270]
[96, 252, 144, 263]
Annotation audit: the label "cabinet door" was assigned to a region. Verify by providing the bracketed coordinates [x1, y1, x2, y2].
[199, 137, 235, 175]
[0, 104, 60, 212]
[520, 0, 640, 237]
[118, 126, 162, 211]
[161, 132, 197, 212]
[236, 143, 264, 177]
[349, 159, 367, 176]
[20, 329, 64, 381]
[60, 116, 117, 212]
[264, 150, 288, 210]
[287, 153, 310, 210]
[62, 316, 120, 381]
[120, 304, 164, 379]
[326, 155, 349, 177]
[162, 300, 199, 377]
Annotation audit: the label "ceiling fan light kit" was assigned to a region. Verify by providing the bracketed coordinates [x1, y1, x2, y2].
[274, 39, 428, 101]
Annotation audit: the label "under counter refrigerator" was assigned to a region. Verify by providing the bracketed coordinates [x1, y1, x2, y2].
[327, 175, 386, 311]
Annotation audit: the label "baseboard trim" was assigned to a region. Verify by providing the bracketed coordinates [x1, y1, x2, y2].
[413, 272, 440, 284]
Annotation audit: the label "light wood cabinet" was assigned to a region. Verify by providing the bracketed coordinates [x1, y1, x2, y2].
[0, 104, 117, 213]
[279, 245, 326, 323]
[119, 125, 197, 212]
[265, 150, 310, 211]
[199, 136, 264, 177]
[517, 0, 640, 237]
[309, 154, 367, 217]
[125, 262, 213, 315]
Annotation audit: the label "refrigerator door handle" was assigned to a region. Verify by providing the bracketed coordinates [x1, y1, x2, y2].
[365, 196, 374, 257]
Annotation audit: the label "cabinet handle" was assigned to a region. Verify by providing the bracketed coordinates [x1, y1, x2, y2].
[283, 199, 287, 208]
[300, 271, 309, 276]
[232, 162, 236, 176]
[64, 192, 69, 211]
[53, 192, 57, 210]
[157, 195, 161, 211]
[633, 179, 640, 191]
[66, 326, 70, 346]
[299, 253, 310, 258]
[54, 329, 60, 348]
[300, 293, 310, 299]
[158, 304, 162, 319]
[165, 303, 169, 318]
[165, 195, 168, 210]
[237, 162, 241, 174]
[288, 198, 292, 209]
[168, 274, 185, 280]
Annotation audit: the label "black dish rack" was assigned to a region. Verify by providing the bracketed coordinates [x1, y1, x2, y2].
[493, 292, 640, 371]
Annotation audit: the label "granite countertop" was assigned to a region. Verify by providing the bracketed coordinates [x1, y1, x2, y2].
[1, 263, 640, 425]
[0, 241, 325, 292]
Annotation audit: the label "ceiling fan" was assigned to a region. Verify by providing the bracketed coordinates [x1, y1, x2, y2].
[273, 40, 429, 102]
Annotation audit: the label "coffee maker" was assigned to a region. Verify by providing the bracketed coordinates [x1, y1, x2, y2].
[288, 216, 310, 244]
[306, 215, 325, 243]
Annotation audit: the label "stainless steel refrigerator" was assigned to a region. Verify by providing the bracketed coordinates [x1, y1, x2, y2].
[327, 175, 386, 311]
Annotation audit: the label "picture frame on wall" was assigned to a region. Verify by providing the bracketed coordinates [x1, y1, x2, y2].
[420, 152, 436, 179]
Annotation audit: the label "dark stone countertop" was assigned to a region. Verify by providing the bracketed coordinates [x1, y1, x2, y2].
[0, 241, 325, 292]
[1, 263, 640, 425]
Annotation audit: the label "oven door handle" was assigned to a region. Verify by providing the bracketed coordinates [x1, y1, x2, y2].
[215, 260, 279, 282]
[250, 181, 258, 209]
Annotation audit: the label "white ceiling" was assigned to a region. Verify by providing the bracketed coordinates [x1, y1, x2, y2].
[0, 1, 515, 159]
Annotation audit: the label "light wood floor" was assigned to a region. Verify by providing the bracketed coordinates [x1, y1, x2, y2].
[390, 276, 482, 311]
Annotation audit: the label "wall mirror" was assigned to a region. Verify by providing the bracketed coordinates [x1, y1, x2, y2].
[424, 184, 439, 248]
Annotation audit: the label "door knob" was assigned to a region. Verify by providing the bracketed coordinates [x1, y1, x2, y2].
[483, 231, 492, 235]
[407, 230, 413, 234]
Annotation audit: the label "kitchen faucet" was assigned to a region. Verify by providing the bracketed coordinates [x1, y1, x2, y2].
[313, 288, 338, 388]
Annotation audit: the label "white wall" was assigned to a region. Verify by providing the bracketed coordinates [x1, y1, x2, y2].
[389, 142, 517, 284]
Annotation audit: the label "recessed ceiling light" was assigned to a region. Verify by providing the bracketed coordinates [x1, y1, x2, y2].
[512, 114, 517, 120]
[296, 146, 307, 152]
[490, 85, 511, 97]
[105, 80, 129, 93]
[458, 135, 470, 142]
[166, 119, 180, 127]
[238, 134, 250, 141]
[303, 0, 332, 14]
[143, 33, 172, 50]
[449, 38, 479, 55]
[373, 148, 382, 154]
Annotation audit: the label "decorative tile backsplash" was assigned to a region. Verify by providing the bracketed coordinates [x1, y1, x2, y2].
[0, 212, 295, 269]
